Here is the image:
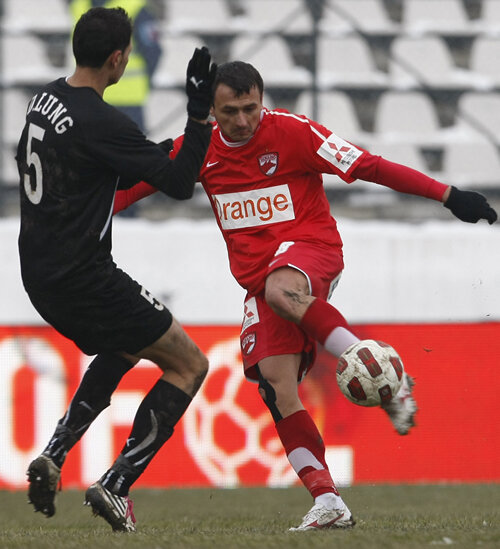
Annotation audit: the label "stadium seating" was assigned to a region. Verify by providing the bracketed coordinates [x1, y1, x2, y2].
[229, 35, 312, 87]
[236, 0, 313, 35]
[454, 92, 500, 144]
[317, 35, 388, 89]
[368, 142, 431, 174]
[373, 91, 443, 146]
[469, 37, 500, 89]
[2, 0, 500, 215]
[442, 140, 500, 188]
[153, 34, 208, 87]
[319, 0, 399, 36]
[294, 90, 365, 144]
[479, 0, 500, 36]
[401, 0, 474, 36]
[389, 36, 487, 90]
[165, 0, 234, 34]
[2, 0, 70, 32]
[144, 89, 189, 142]
[1, 34, 63, 86]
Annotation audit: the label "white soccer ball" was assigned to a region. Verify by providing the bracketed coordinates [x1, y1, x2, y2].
[336, 339, 404, 407]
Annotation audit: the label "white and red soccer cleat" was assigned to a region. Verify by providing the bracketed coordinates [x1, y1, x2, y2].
[289, 501, 355, 531]
[382, 373, 417, 435]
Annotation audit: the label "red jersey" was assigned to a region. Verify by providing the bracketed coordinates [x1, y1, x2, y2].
[184, 108, 364, 294]
[114, 108, 447, 295]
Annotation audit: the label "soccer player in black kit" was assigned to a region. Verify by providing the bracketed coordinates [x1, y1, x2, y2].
[16, 7, 216, 532]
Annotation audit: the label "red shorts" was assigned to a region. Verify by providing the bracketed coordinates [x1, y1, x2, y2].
[240, 240, 344, 381]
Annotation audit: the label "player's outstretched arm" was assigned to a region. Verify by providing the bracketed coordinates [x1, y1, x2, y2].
[443, 186, 498, 224]
[148, 47, 217, 200]
[352, 154, 497, 224]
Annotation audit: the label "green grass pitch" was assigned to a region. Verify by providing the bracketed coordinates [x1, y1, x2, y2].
[1, 485, 499, 548]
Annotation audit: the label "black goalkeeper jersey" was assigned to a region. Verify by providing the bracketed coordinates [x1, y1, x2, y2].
[17, 78, 208, 295]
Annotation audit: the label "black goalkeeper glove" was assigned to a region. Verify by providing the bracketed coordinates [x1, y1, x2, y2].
[186, 46, 217, 120]
[444, 186, 497, 225]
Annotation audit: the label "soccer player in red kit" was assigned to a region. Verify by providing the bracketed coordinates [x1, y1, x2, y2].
[114, 61, 497, 531]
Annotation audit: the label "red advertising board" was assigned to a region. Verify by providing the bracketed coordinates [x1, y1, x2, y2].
[0, 323, 498, 489]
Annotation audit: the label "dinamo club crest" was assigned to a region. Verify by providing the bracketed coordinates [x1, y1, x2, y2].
[258, 152, 279, 176]
[241, 332, 256, 355]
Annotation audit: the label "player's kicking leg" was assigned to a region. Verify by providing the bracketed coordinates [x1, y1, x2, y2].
[382, 373, 417, 435]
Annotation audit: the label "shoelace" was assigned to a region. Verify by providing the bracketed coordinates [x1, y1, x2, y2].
[125, 496, 136, 525]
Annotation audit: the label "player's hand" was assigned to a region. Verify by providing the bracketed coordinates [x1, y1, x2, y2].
[444, 186, 497, 224]
[186, 46, 217, 120]
[159, 137, 174, 155]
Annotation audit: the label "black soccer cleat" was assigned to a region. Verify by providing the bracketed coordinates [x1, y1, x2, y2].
[27, 454, 61, 517]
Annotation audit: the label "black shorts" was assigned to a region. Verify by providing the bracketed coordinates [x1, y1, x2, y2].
[26, 267, 173, 356]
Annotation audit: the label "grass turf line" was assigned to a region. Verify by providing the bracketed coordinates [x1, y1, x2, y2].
[1, 485, 499, 549]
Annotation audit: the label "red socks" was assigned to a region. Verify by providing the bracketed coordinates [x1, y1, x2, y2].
[276, 410, 338, 498]
[300, 298, 349, 344]
[300, 299, 359, 357]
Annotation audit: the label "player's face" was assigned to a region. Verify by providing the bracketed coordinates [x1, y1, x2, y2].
[211, 84, 262, 142]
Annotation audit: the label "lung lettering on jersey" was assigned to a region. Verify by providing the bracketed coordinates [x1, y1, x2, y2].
[212, 184, 295, 230]
[27, 93, 74, 135]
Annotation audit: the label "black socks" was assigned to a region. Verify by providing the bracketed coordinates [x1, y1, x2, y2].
[44, 353, 134, 468]
[100, 379, 192, 496]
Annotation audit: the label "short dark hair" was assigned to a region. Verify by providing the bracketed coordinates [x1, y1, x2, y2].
[73, 7, 132, 68]
[213, 61, 264, 98]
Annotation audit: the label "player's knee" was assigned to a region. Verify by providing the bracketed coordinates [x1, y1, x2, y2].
[194, 351, 209, 379]
[256, 367, 283, 423]
[264, 285, 290, 319]
[187, 348, 209, 392]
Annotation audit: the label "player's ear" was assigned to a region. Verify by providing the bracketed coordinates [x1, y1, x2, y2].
[108, 49, 122, 69]
[209, 105, 215, 118]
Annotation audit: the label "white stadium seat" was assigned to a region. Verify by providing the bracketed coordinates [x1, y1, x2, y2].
[368, 142, 429, 174]
[373, 91, 443, 146]
[144, 89, 189, 142]
[1, 35, 64, 85]
[454, 92, 500, 144]
[2, 0, 71, 32]
[294, 90, 364, 143]
[319, 0, 398, 36]
[469, 37, 500, 89]
[317, 35, 388, 89]
[442, 141, 500, 188]
[153, 35, 207, 87]
[165, 0, 233, 34]
[401, 0, 473, 36]
[478, 0, 500, 36]
[229, 35, 311, 87]
[389, 36, 487, 90]
[236, 0, 313, 34]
